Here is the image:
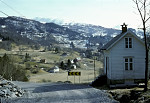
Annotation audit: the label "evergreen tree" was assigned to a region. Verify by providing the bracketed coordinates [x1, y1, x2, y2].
[60, 61, 65, 69]
[55, 47, 59, 53]
[73, 58, 78, 65]
[70, 42, 75, 48]
[24, 53, 30, 62]
[67, 59, 71, 69]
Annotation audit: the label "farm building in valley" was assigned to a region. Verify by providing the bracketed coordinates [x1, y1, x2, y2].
[101, 23, 148, 87]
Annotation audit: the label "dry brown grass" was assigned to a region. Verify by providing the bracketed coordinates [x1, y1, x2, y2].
[0, 48, 103, 84]
[29, 69, 101, 83]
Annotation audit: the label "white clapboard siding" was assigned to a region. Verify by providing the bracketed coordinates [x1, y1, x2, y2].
[104, 31, 145, 81]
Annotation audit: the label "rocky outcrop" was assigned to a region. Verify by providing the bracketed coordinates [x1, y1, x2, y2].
[0, 76, 25, 98]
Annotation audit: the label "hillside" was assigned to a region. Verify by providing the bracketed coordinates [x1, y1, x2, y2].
[62, 23, 121, 47]
[0, 17, 56, 46]
[0, 16, 136, 49]
[0, 16, 83, 46]
[34, 17, 123, 48]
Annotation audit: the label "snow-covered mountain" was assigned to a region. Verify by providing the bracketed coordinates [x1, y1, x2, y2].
[34, 17, 67, 25]
[33, 17, 121, 37]
[0, 16, 82, 46]
[34, 17, 123, 47]
[0, 16, 143, 49]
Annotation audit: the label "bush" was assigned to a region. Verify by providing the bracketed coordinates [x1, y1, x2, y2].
[91, 74, 107, 87]
[41, 79, 51, 82]
[0, 54, 28, 81]
[31, 68, 39, 74]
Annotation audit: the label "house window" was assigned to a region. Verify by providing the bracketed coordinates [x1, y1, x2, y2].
[124, 58, 133, 70]
[125, 37, 132, 48]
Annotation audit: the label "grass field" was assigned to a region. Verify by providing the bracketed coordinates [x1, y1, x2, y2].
[0, 48, 104, 84]
[29, 69, 102, 83]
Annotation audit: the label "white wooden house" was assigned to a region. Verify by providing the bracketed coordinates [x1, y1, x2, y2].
[101, 23, 146, 86]
[49, 66, 59, 73]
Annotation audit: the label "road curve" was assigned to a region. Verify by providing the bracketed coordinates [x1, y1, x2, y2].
[2, 82, 118, 103]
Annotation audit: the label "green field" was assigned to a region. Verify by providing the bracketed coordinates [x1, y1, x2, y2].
[0, 47, 103, 83]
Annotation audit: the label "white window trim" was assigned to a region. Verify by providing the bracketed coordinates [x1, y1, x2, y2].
[125, 37, 133, 48]
[124, 57, 134, 71]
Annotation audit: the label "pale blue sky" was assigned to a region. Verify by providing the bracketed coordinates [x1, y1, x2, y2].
[0, 0, 142, 29]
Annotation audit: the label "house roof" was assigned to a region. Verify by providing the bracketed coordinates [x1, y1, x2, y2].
[101, 30, 144, 50]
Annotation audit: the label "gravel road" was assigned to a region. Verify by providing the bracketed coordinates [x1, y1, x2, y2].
[1, 82, 118, 103]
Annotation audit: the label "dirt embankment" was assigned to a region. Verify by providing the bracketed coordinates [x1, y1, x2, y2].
[108, 89, 150, 103]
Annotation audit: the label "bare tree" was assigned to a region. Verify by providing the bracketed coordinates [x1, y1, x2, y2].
[133, 0, 150, 91]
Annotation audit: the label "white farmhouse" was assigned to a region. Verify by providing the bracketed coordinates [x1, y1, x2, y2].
[101, 23, 146, 86]
[49, 66, 59, 73]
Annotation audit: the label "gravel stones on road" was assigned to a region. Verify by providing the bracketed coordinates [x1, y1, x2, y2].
[0, 76, 118, 103]
[0, 76, 25, 98]
[2, 82, 118, 103]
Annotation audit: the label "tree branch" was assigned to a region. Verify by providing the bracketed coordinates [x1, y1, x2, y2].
[138, 0, 144, 4]
[134, 0, 145, 21]
[139, 5, 144, 12]
[143, 0, 146, 21]
[145, 3, 150, 7]
[146, 25, 150, 28]
[145, 16, 150, 22]
[133, 0, 150, 92]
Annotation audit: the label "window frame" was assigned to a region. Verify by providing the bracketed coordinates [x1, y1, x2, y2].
[124, 57, 134, 71]
[125, 37, 132, 48]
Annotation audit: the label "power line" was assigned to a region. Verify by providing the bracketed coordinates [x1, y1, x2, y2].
[0, 0, 25, 18]
[0, 11, 9, 17]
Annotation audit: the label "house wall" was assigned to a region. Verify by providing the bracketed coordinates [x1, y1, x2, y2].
[104, 33, 145, 83]
[103, 51, 110, 74]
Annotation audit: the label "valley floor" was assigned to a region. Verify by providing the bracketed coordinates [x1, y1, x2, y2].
[29, 69, 98, 84]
